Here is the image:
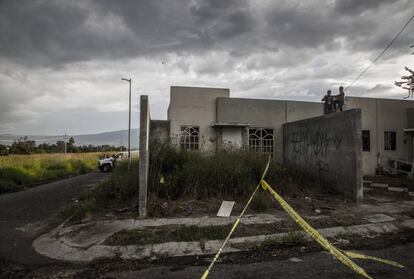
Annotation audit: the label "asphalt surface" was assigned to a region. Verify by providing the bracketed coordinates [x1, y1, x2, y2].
[102, 242, 414, 279]
[0, 172, 108, 267]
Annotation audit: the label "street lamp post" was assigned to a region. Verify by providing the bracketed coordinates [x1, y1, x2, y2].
[121, 78, 132, 171]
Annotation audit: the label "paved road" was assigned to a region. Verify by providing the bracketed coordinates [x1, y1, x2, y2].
[0, 172, 108, 267]
[104, 242, 414, 279]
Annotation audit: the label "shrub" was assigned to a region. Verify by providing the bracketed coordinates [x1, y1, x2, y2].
[75, 159, 139, 215]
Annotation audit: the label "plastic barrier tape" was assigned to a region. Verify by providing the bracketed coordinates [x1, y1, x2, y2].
[261, 179, 404, 278]
[341, 250, 404, 268]
[200, 158, 271, 279]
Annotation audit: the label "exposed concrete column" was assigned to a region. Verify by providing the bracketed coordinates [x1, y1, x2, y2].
[139, 95, 150, 217]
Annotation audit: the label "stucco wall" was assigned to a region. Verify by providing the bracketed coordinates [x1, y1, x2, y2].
[168, 86, 229, 152]
[150, 120, 170, 145]
[283, 109, 362, 203]
[346, 97, 414, 174]
[407, 108, 414, 128]
[217, 98, 323, 161]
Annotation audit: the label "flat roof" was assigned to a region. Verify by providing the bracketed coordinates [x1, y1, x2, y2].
[170, 85, 230, 91]
[211, 122, 251, 128]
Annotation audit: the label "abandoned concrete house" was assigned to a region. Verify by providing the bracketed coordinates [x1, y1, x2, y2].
[147, 86, 414, 175]
[138, 86, 414, 211]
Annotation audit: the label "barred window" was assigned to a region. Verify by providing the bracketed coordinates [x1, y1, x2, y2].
[180, 126, 199, 151]
[362, 130, 370, 152]
[384, 131, 396, 151]
[248, 128, 274, 155]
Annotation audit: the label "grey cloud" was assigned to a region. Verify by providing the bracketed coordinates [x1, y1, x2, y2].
[264, 0, 413, 57]
[0, 0, 412, 135]
[333, 0, 392, 15]
[1, 0, 412, 69]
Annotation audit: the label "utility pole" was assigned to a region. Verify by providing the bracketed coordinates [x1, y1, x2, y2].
[121, 78, 132, 170]
[64, 132, 67, 154]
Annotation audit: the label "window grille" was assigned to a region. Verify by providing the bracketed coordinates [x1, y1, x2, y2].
[362, 130, 370, 152]
[248, 128, 274, 155]
[180, 126, 199, 151]
[384, 131, 396, 151]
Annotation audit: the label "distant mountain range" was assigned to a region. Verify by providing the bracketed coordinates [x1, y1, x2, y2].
[0, 129, 139, 148]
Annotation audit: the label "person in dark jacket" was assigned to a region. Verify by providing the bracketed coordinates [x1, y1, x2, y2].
[321, 90, 333, 114]
[333, 86, 345, 111]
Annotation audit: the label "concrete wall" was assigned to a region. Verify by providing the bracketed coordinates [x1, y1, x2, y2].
[408, 108, 414, 128]
[217, 97, 323, 161]
[139, 95, 150, 217]
[168, 86, 229, 152]
[283, 109, 362, 203]
[346, 97, 414, 174]
[150, 120, 170, 145]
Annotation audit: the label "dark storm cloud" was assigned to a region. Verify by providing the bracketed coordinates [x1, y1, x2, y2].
[0, 0, 258, 68]
[0, 0, 412, 69]
[0, 0, 413, 134]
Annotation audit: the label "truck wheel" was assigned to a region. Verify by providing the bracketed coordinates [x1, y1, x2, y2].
[103, 164, 111, 172]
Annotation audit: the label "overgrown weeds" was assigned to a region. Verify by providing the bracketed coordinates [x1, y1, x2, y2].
[148, 144, 310, 201]
[70, 144, 326, 220]
[0, 153, 101, 194]
[70, 159, 139, 222]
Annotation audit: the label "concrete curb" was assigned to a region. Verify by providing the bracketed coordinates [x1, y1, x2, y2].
[33, 220, 413, 262]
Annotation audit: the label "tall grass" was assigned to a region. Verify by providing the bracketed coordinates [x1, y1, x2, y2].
[0, 153, 101, 193]
[148, 144, 304, 200]
[71, 144, 315, 219]
[69, 159, 139, 221]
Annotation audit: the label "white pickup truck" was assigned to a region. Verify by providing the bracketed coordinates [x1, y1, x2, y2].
[98, 151, 138, 172]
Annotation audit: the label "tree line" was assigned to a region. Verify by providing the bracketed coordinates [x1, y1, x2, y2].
[0, 137, 125, 155]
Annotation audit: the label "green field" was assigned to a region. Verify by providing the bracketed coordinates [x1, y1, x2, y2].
[0, 153, 102, 194]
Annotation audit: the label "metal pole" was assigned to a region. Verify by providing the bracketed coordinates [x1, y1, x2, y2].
[128, 79, 132, 170]
[122, 78, 132, 171]
[64, 132, 67, 154]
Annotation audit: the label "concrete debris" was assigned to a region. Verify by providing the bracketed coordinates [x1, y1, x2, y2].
[363, 214, 396, 224]
[217, 201, 235, 217]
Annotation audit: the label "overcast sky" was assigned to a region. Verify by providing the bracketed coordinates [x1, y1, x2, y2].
[0, 0, 413, 135]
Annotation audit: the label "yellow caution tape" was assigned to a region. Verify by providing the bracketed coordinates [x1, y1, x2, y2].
[201, 158, 403, 279]
[200, 157, 271, 279]
[261, 180, 373, 279]
[341, 250, 405, 268]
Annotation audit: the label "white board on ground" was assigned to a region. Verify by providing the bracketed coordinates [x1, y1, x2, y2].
[217, 201, 235, 217]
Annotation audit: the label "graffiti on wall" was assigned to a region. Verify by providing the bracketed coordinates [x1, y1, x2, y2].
[290, 131, 342, 158]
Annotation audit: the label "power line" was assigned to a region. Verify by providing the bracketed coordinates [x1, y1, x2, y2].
[345, 14, 414, 90]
